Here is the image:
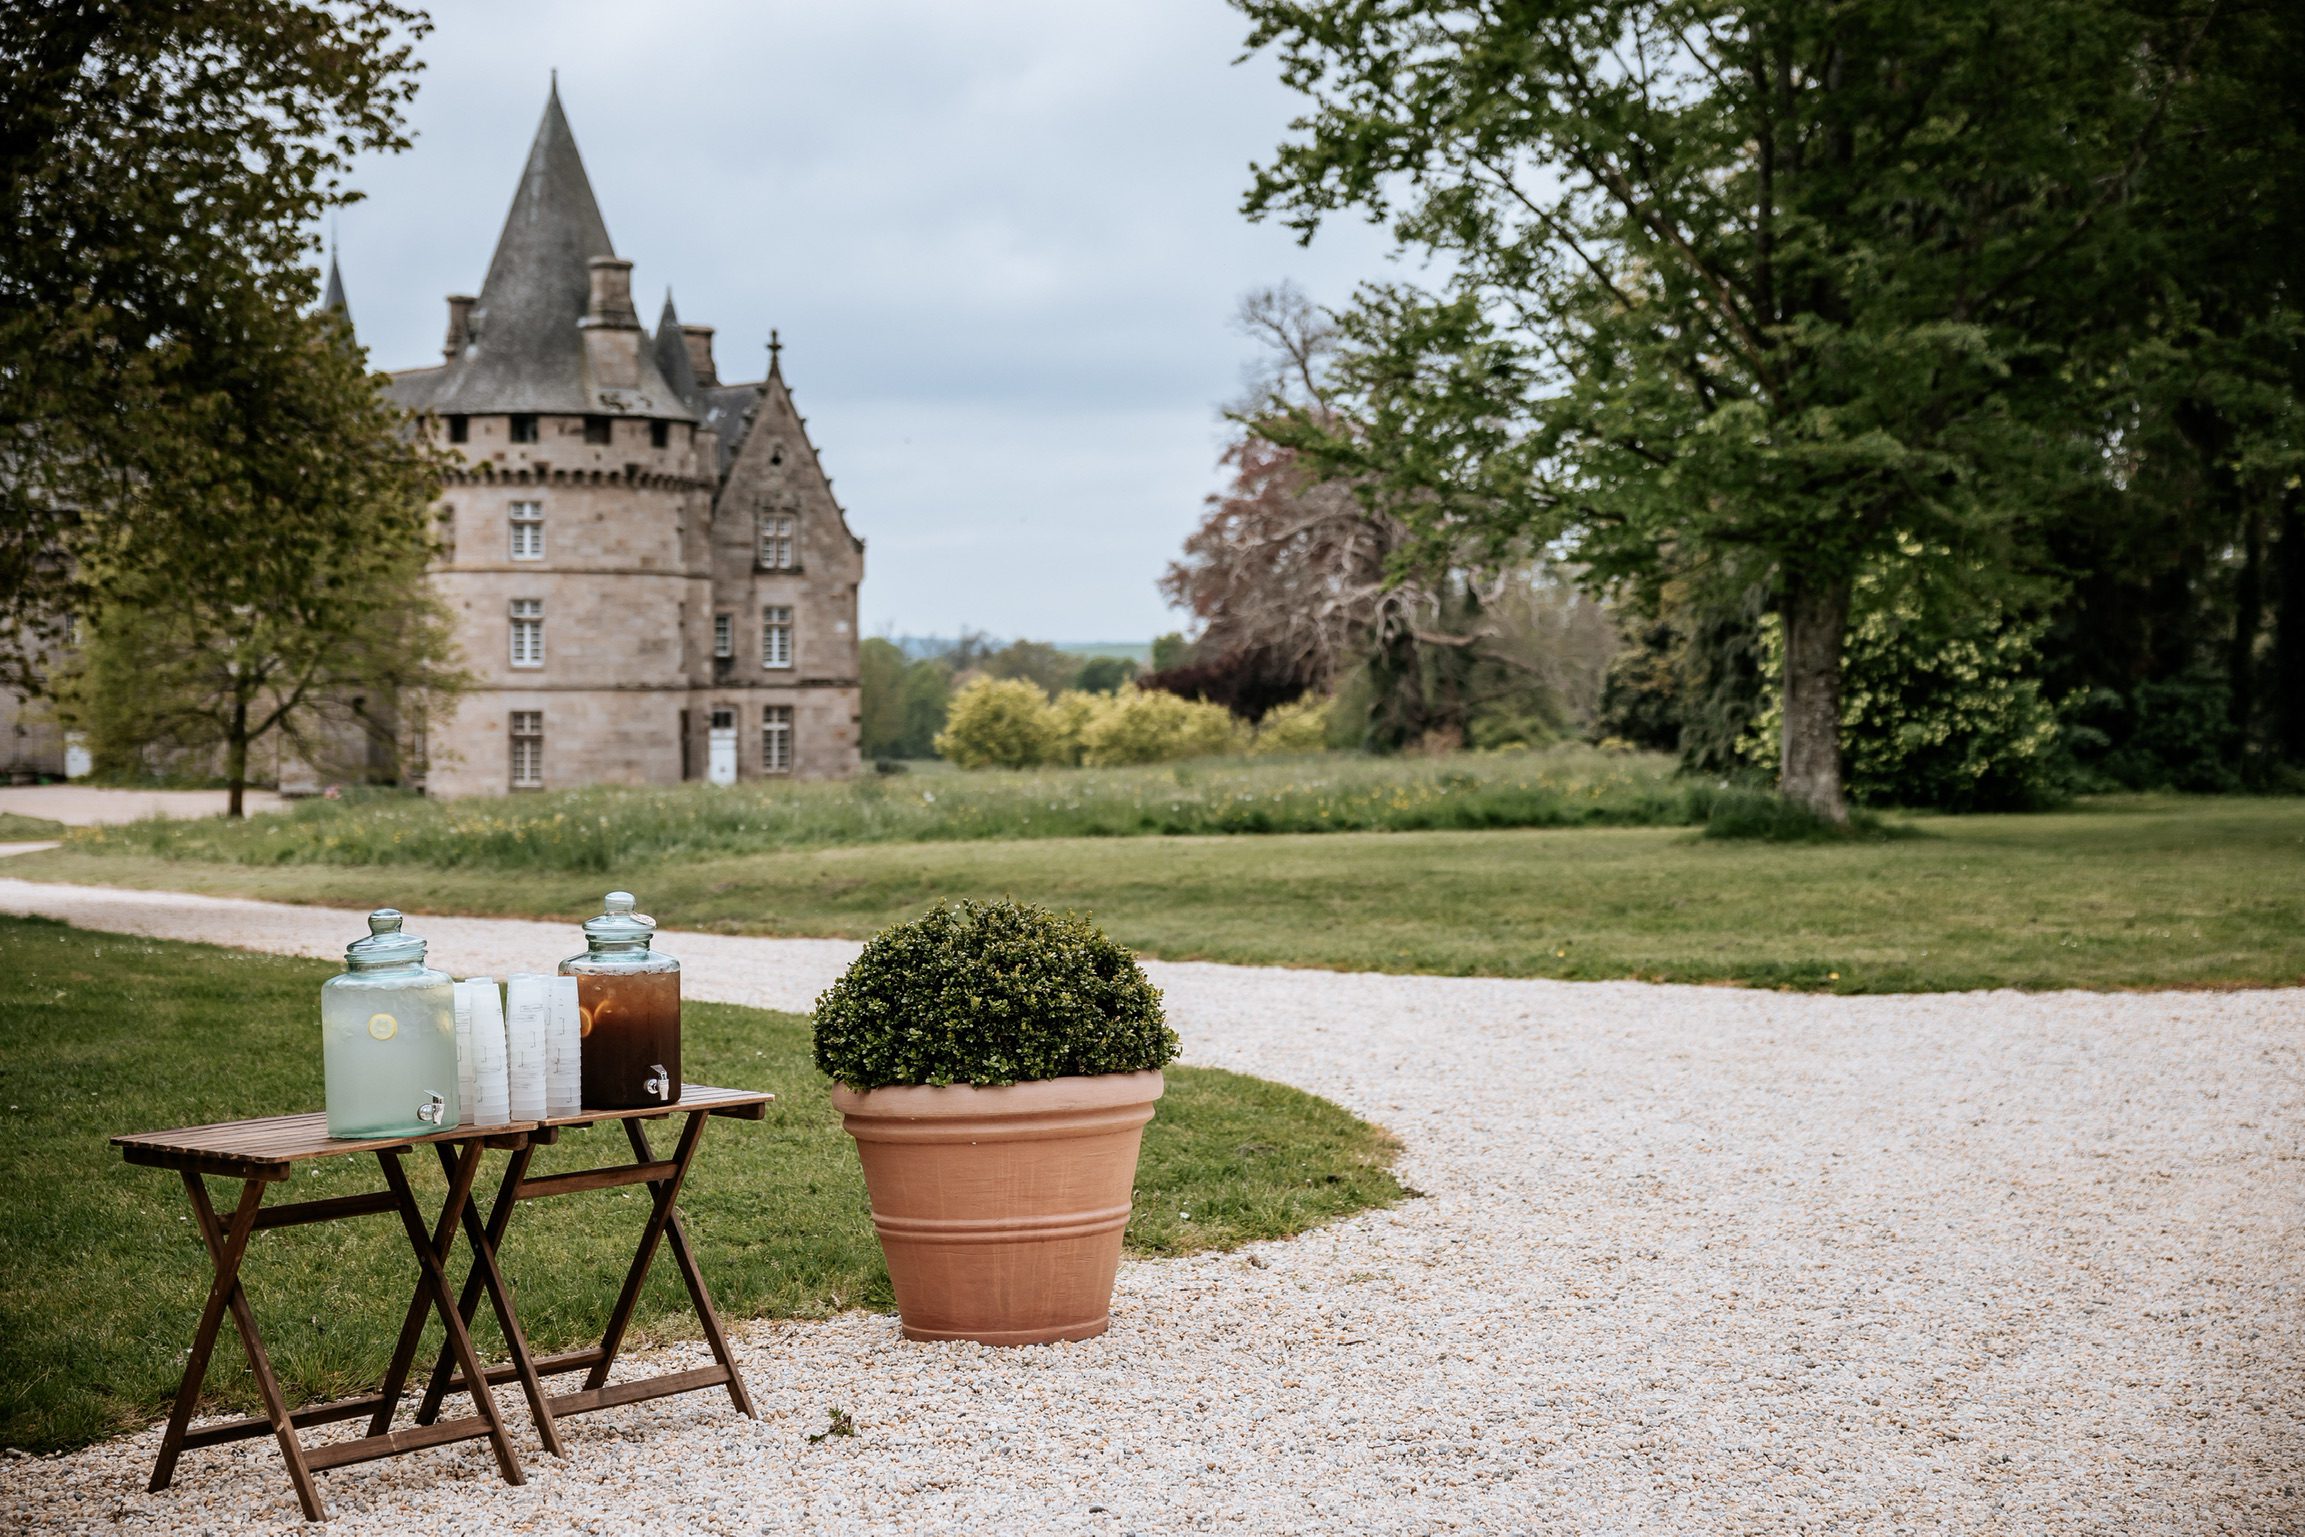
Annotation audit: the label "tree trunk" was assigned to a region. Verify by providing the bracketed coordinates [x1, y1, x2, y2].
[2228, 500, 2264, 748]
[2276, 485, 2305, 764]
[1778, 574, 1850, 823]
[226, 697, 249, 820]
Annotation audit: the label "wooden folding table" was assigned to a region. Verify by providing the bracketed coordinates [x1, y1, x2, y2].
[409, 1084, 772, 1455]
[110, 1114, 540, 1523]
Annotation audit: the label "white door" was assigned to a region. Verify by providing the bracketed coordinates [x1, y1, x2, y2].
[707, 709, 737, 786]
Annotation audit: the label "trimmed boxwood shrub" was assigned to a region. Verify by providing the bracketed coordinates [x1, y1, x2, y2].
[813, 900, 1177, 1089]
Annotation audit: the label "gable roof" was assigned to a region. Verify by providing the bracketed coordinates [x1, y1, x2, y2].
[404, 82, 690, 420]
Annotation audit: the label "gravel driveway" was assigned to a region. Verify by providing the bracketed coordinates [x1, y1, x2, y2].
[2, 878, 2299, 1535]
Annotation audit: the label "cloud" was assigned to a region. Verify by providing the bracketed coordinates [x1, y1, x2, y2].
[332, 0, 1389, 639]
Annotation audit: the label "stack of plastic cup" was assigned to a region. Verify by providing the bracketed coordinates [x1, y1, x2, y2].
[505, 974, 550, 1122]
[546, 975, 582, 1117]
[451, 981, 480, 1126]
[461, 979, 510, 1126]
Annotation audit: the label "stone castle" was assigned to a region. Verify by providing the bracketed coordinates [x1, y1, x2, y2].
[380, 83, 864, 794]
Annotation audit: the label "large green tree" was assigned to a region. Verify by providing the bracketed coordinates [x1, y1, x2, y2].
[1236, 0, 2211, 817]
[55, 306, 464, 816]
[0, 1, 426, 671]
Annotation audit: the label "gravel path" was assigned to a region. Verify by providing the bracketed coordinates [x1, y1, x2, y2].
[0, 785, 284, 824]
[2, 879, 2299, 1536]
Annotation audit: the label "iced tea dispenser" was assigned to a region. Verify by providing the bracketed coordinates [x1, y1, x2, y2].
[560, 891, 681, 1109]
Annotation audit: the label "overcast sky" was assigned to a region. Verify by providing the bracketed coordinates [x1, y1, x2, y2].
[330, 1, 1391, 644]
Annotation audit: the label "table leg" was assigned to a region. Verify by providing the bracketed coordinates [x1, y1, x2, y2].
[366, 1142, 479, 1447]
[153, 1173, 324, 1523]
[375, 1147, 525, 1487]
[582, 1111, 708, 1391]
[626, 1119, 757, 1418]
[419, 1140, 564, 1457]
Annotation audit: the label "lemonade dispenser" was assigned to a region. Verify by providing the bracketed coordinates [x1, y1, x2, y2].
[321, 909, 460, 1138]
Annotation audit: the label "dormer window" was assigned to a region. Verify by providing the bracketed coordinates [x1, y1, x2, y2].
[509, 414, 538, 444]
[758, 512, 796, 571]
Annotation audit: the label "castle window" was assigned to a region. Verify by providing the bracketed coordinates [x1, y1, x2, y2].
[509, 500, 543, 560]
[758, 512, 796, 570]
[761, 606, 793, 670]
[762, 706, 793, 775]
[447, 414, 469, 444]
[510, 711, 544, 789]
[510, 598, 544, 668]
[509, 414, 538, 444]
[650, 420, 671, 449]
[713, 613, 733, 659]
[584, 415, 612, 446]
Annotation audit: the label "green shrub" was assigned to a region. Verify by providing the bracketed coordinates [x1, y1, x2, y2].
[2075, 672, 2242, 793]
[813, 900, 1177, 1088]
[1742, 564, 2063, 811]
[932, 676, 1060, 768]
[1247, 694, 1333, 754]
[1080, 686, 1241, 766]
[1046, 689, 1105, 766]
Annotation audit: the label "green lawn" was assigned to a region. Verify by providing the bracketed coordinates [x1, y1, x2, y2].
[0, 918, 1402, 1452]
[10, 795, 2302, 992]
[0, 811, 64, 840]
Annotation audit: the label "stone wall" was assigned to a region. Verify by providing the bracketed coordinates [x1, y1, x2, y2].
[421, 393, 861, 796]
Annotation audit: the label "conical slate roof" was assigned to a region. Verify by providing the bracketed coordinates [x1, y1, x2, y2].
[421, 83, 690, 419]
[322, 252, 351, 325]
[652, 290, 701, 406]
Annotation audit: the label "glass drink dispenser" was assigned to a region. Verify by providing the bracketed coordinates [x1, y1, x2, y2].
[560, 891, 681, 1110]
[321, 909, 460, 1138]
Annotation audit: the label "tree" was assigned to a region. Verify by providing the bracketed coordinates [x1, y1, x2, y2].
[981, 639, 1078, 697]
[858, 637, 910, 757]
[1, 2, 427, 670]
[1236, 0, 2209, 818]
[54, 306, 463, 815]
[1165, 285, 1620, 746]
[1071, 655, 1138, 694]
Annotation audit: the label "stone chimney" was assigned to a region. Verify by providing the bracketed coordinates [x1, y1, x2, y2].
[583, 257, 638, 328]
[443, 294, 476, 358]
[580, 257, 641, 387]
[680, 324, 718, 386]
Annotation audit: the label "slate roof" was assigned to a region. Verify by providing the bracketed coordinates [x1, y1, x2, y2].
[698, 381, 764, 481]
[652, 291, 701, 407]
[321, 254, 350, 326]
[393, 83, 691, 421]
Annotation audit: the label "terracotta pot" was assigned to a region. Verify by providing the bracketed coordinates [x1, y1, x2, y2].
[830, 1070, 1165, 1345]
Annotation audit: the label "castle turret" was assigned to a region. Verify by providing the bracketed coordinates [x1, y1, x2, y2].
[379, 80, 861, 795]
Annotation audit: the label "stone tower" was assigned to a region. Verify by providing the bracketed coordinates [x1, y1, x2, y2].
[387, 84, 863, 795]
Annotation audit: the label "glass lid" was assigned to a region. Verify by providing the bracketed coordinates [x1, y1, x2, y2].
[345, 908, 427, 970]
[581, 891, 657, 946]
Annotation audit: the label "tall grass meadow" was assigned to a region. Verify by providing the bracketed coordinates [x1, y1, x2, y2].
[70, 748, 1731, 874]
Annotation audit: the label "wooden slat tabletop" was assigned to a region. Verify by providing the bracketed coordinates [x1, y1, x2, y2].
[538, 1084, 772, 1129]
[113, 1086, 770, 1178]
[111, 1113, 541, 1180]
